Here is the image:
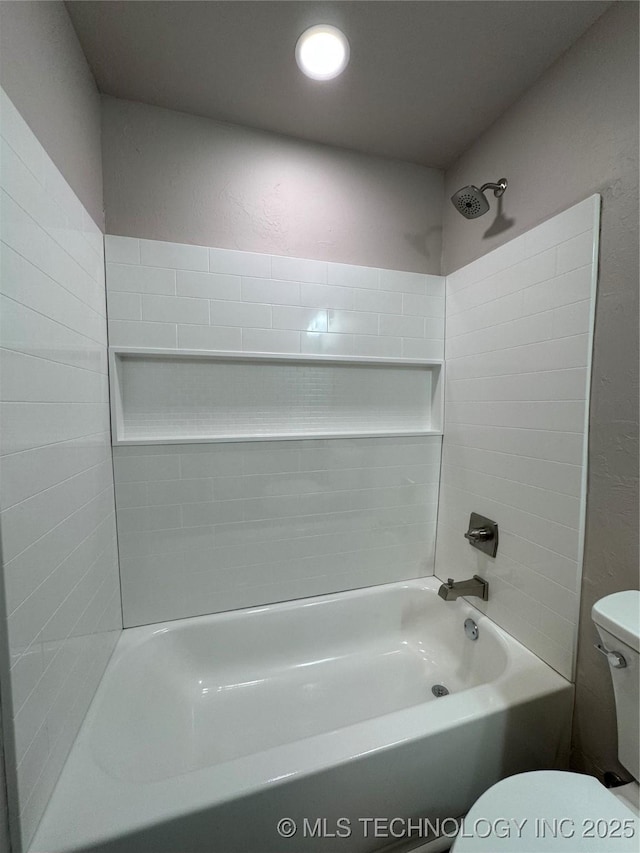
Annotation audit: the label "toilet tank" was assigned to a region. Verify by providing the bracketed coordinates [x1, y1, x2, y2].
[592, 590, 640, 781]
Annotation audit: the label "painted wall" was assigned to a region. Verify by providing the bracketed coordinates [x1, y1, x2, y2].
[105, 235, 444, 626]
[0, 697, 9, 853]
[441, 2, 639, 777]
[101, 97, 443, 274]
[0, 87, 121, 851]
[436, 196, 599, 681]
[0, 1, 104, 228]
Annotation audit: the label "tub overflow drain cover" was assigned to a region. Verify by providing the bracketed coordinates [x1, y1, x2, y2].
[431, 684, 449, 697]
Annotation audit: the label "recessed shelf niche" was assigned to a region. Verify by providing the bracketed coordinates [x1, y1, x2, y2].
[109, 348, 443, 445]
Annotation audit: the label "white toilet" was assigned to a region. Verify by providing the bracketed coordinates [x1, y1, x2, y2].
[452, 590, 640, 851]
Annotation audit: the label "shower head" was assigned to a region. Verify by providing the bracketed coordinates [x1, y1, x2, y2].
[451, 178, 508, 219]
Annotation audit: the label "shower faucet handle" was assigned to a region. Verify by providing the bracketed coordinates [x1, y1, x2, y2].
[464, 512, 499, 558]
[464, 527, 493, 542]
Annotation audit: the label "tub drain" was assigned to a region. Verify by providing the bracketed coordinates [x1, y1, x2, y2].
[431, 684, 449, 697]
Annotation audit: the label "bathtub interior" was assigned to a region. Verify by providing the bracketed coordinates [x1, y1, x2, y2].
[91, 581, 509, 784]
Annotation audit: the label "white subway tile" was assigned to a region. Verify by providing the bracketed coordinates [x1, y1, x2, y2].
[2, 244, 105, 344]
[142, 294, 208, 325]
[446, 334, 590, 378]
[181, 500, 244, 527]
[300, 283, 354, 310]
[525, 196, 597, 258]
[0, 137, 62, 234]
[272, 306, 328, 332]
[209, 247, 270, 278]
[437, 198, 597, 680]
[120, 554, 188, 626]
[1, 89, 120, 848]
[0, 436, 108, 512]
[556, 230, 595, 275]
[552, 300, 591, 338]
[82, 210, 103, 257]
[380, 314, 424, 338]
[301, 332, 355, 356]
[447, 291, 523, 337]
[327, 262, 379, 289]
[42, 156, 84, 231]
[242, 328, 300, 353]
[442, 444, 582, 497]
[16, 727, 49, 805]
[402, 293, 445, 318]
[147, 479, 213, 506]
[424, 318, 445, 340]
[176, 324, 241, 351]
[140, 239, 208, 271]
[107, 263, 175, 295]
[210, 300, 271, 328]
[117, 505, 182, 534]
[115, 482, 149, 508]
[352, 336, 402, 358]
[180, 449, 243, 478]
[108, 319, 177, 348]
[447, 369, 587, 405]
[328, 310, 378, 335]
[446, 399, 585, 432]
[379, 268, 428, 294]
[1, 350, 107, 404]
[424, 275, 446, 297]
[106, 291, 141, 321]
[176, 270, 241, 301]
[271, 255, 327, 283]
[1, 190, 105, 317]
[241, 277, 300, 305]
[523, 265, 592, 315]
[113, 453, 180, 482]
[352, 289, 402, 314]
[402, 339, 444, 360]
[104, 235, 140, 265]
[448, 249, 556, 316]
[446, 312, 554, 360]
[0, 89, 45, 185]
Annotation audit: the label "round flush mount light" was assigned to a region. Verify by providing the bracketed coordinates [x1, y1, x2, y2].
[295, 25, 350, 81]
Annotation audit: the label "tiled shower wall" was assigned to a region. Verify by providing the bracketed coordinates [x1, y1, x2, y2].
[435, 196, 599, 680]
[0, 89, 121, 847]
[115, 438, 442, 626]
[105, 236, 445, 359]
[105, 235, 445, 626]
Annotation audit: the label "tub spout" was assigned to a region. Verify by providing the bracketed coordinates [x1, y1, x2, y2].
[438, 575, 489, 601]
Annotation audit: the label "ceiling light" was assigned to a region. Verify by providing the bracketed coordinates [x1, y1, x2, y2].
[295, 25, 350, 81]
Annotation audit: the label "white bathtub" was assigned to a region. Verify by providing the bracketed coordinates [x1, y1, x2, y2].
[31, 578, 572, 853]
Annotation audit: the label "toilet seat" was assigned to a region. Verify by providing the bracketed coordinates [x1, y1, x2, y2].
[452, 771, 640, 851]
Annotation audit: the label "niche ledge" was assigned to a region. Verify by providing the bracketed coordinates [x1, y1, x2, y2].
[109, 347, 444, 446]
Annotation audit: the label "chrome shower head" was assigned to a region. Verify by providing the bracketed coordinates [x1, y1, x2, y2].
[451, 178, 508, 219]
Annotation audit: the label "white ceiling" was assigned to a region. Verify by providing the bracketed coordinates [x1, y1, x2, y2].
[66, 0, 611, 168]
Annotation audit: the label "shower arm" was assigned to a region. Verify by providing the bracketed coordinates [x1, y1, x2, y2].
[479, 178, 508, 198]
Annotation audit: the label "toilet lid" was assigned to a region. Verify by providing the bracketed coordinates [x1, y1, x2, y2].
[452, 771, 640, 852]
